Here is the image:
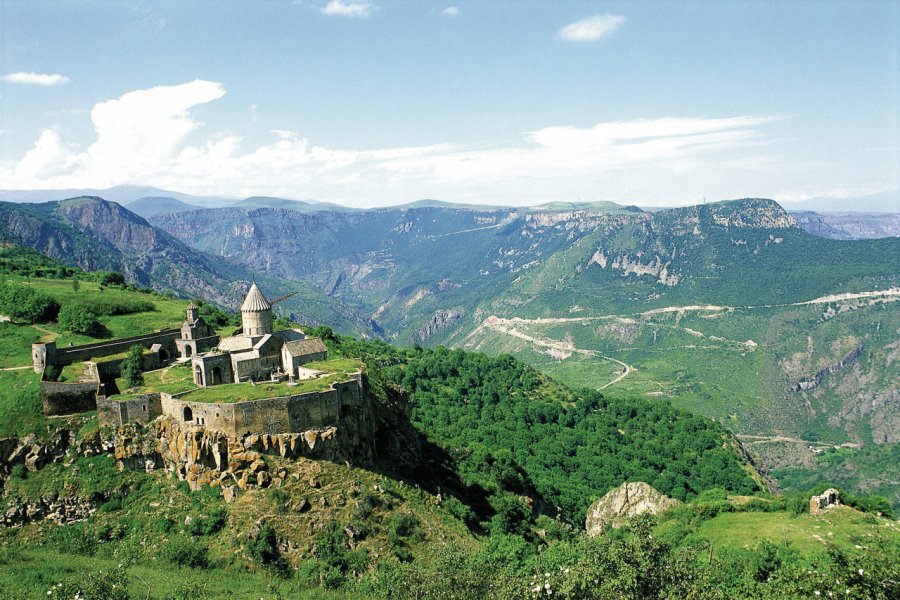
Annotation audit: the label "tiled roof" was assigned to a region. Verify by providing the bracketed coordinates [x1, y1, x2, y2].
[283, 337, 327, 356]
[240, 283, 271, 312]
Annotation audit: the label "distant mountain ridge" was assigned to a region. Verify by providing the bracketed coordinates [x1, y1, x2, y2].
[149, 197, 900, 492]
[0, 196, 375, 335]
[790, 211, 900, 239]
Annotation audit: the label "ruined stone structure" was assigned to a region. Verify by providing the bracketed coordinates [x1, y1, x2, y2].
[809, 488, 841, 515]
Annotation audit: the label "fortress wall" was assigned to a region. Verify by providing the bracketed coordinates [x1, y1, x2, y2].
[97, 394, 163, 428]
[161, 394, 239, 437]
[96, 395, 120, 429]
[157, 375, 363, 438]
[38, 329, 179, 369]
[41, 380, 100, 416]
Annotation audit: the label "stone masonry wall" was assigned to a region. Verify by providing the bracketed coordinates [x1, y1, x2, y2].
[41, 380, 100, 416]
[97, 394, 163, 429]
[155, 374, 363, 438]
[33, 329, 179, 372]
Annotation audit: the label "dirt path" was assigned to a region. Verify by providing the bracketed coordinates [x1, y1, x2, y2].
[480, 316, 633, 390]
[736, 434, 833, 447]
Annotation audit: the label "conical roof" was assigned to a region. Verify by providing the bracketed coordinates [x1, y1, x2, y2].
[240, 283, 271, 312]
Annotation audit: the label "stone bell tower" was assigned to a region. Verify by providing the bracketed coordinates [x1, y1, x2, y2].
[241, 283, 274, 338]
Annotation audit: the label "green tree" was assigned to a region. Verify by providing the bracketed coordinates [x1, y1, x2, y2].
[121, 345, 145, 389]
[57, 304, 100, 334]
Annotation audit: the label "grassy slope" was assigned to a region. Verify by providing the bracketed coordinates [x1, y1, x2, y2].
[0, 274, 191, 437]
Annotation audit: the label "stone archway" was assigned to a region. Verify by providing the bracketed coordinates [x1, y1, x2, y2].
[184, 345, 193, 358]
[212, 366, 222, 385]
[194, 365, 204, 386]
[183, 406, 193, 422]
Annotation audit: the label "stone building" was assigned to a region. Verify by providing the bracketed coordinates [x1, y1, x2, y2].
[809, 488, 841, 515]
[191, 283, 327, 386]
[175, 302, 219, 360]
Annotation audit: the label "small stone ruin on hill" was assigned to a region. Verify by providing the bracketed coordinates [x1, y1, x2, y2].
[809, 488, 841, 515]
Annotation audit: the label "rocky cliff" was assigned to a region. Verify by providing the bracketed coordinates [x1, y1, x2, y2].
[585, 482, 680, 537]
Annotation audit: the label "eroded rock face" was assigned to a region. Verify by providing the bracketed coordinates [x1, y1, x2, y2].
[112, 416, 359, 495]
[585, 482, 680, 537]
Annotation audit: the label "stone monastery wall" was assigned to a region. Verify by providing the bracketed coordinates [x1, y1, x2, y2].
[33, 329, 179, 373]
[98, 374, 363, 439]
[41, 380, 100, 416]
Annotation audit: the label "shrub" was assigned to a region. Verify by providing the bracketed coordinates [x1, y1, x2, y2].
[58, 304, 101, 335]
[120, 345, 145, 389]
[90, 299, 155, 316]
[159, 535, 209, 568]
[57, 564, 131, 600]
[47, 522, 98, 556]
[0, 284, 59, 323]
[98, 271, 126, 286]
[187, 507, 227, 536]
[247, 522, 288, 575]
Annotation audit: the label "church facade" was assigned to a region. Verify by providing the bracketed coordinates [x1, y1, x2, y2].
[188, 283, 327, 387]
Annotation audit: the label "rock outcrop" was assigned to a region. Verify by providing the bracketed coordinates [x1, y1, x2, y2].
[791, 343, 865, 392]
[585, 482, 680, 537]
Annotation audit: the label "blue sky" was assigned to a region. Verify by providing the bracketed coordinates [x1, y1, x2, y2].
[0, 0, 897, 207]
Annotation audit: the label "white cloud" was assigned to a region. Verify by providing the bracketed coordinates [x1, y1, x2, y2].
[1, 72, 71, 86]
[559, 13, 625, 42]
[320, 0, 376, 18]
[1, 80, 790, 206]
[441, 6, 459, 17]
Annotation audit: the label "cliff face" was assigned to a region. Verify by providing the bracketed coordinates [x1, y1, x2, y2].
[585, 482, 681, 537]
[109, 379, 417, 500]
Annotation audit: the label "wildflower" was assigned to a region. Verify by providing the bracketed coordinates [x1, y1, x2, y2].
[545, 583, 551, 589]
[858, 569, 864, 576]
[814, 592, 821, 596]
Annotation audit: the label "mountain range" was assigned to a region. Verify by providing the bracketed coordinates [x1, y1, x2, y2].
[0, 192, 897, 505]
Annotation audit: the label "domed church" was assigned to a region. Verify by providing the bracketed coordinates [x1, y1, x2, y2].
[189, 283, 327, 387]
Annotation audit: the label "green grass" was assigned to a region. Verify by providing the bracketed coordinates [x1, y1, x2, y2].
[0, 548, 355, 600]
[113, 364, 197, 399]
[182, 373, 347, 404]
[59, 361, 91, 382]
[693, 507, 899, 557]
[112, 358, 363, 403]
[4, 275, 187, 345]
[0, 369, 47, 437]
[0, 322, 43, 368]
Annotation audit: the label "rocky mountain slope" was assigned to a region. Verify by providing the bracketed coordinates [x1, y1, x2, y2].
[791, 210, 900, 239]
[148, 198, 899, 499]
[0, 197, 374, 335]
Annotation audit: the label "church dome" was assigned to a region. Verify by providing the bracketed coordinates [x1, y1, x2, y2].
[241, 283, 271, 312]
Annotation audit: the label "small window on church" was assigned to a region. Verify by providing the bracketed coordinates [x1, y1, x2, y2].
[142, 404, 147, 412]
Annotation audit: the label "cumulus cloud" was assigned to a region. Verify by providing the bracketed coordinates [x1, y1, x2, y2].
[441, 6, 459, 17]
[1, 72, 71, 86]
[559, 13, 625, 42]
[2, 80, 784, 205]
[320, 0, 376, 18]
